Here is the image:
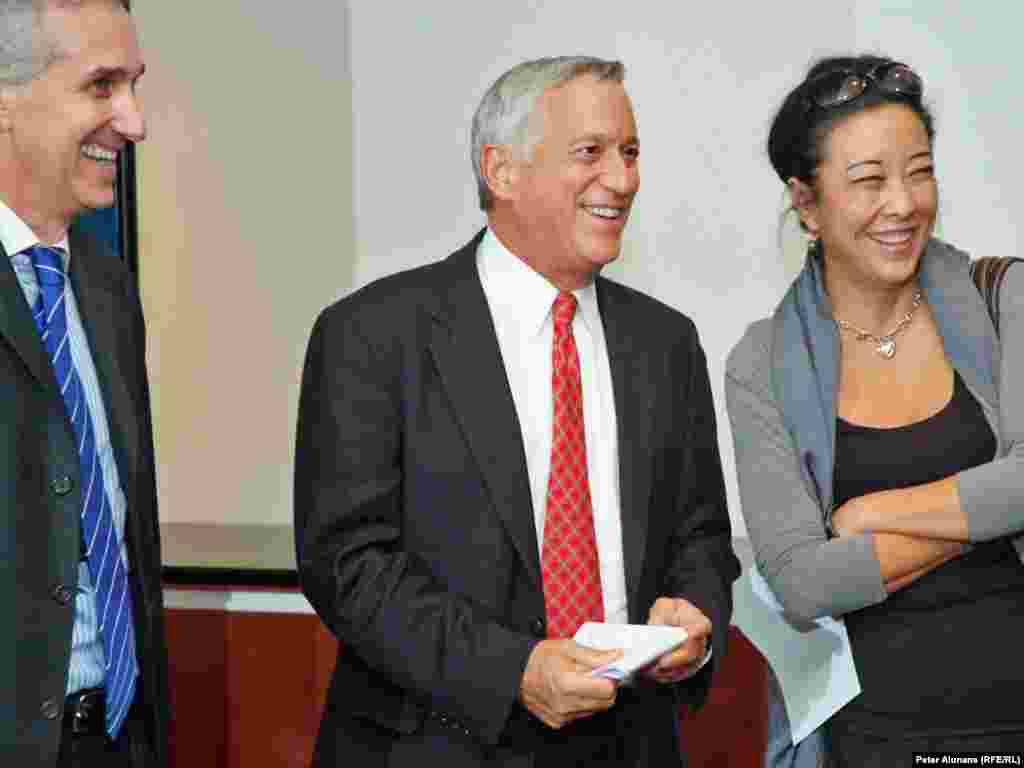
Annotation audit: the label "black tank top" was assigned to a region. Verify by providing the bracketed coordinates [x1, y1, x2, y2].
[832, 371, 1024, 735]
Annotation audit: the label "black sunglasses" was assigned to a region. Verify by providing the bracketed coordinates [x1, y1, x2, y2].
[805, 62, 922, 110]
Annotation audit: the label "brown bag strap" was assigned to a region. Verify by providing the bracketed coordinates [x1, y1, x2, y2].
[969, 257, 1023, 336]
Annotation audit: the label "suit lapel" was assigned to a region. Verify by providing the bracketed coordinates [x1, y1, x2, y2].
[0, 241, 60, 394]
[68, 228, 140, 505]
[598, 279, 653, 617]
[427, 232, 542, 590]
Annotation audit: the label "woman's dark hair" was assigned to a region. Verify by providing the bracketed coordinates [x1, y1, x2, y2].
[767, 55, 935, 187]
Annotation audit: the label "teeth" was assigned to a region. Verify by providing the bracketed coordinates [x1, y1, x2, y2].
[82, 144, 116, 162]
[585, 206, 622, 219]
[871, 231, 913, 245]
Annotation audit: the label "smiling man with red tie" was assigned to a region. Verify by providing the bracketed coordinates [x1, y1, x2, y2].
[0, 2, 168, 766]
[295, 56, 739, 767]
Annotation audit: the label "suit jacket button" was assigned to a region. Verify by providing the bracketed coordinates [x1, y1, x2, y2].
[40, 698, 61, 720]
[51, 584, 74, 605]
[52, 475, 73, 496]
[530, 618, 545, 638]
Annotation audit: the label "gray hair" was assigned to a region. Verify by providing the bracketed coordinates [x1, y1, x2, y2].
[471, 56, 625, 211]
[0, 0, 129, 86]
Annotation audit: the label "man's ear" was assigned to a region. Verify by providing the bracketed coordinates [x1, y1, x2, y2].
[481, 144, 521, 203]
[787, 177, 819, 237]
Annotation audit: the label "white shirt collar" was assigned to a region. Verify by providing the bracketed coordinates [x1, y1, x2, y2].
[477, 227, 602, 338]
[0, 199, 71, 269]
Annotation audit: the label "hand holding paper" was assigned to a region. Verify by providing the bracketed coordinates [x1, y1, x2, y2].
[574, 622, 689, 682]
[519, 639, 621, 729]
[642, 596, 712, 683]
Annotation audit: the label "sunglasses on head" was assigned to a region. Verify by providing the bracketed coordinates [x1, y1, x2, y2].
[805, 62, 922, 110]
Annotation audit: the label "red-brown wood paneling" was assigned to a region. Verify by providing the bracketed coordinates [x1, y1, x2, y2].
[167, 600, 769, 767]
[165, 609, 229, 768]
[224, 612, 322, 768]
[311, 622, 339, 734]
[166, 604, 323, 768]
[682, 626, 769, 767]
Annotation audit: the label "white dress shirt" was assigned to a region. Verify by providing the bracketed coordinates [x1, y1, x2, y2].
[477, 228, 628, 624]
[1, 202, 130, 694]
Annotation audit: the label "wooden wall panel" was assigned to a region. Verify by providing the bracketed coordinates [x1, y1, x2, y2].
[682, 627, 768, 767]
[165, 609, 228, 768]
[224, 613, 322, 768]
[311, 622, 340, 735]
[167, 605, 768, 767]
[166, 606, 323, 768]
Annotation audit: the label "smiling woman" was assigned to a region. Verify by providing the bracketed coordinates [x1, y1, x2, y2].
[793, 103, 937, 302]
[726, 54, 1024, 766]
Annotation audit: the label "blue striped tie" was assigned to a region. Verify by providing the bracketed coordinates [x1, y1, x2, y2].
[27, 245, 137, 737]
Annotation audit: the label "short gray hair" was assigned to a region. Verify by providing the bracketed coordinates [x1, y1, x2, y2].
[0, 1, 47, 85]
[0, 0, 130, 86]
[471, 56, 625, 211]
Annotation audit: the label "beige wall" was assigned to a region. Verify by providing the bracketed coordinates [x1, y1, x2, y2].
[136, 1, 355, 525]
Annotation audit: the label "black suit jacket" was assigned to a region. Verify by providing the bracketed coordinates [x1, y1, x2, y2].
[1, 226, 169, 765]
[295, 231, 739, 767]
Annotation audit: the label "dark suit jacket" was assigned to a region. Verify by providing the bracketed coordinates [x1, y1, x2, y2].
[1, 226, 169, 766]
[295, 231, 739, 767]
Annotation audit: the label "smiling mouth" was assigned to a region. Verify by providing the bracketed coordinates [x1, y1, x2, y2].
[82, 144, 118, 163]
[582, 205, 627, 221]
[868, 228, 916, 247]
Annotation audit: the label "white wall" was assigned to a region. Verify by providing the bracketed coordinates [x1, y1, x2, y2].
[134, 1, 1021, 532]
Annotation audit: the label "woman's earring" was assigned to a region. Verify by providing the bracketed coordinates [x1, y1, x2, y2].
[806, 234, 820, 258]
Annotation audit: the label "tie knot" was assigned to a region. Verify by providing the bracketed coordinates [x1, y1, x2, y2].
[27, 245, 66, 288]
[552, 291, 577, 331]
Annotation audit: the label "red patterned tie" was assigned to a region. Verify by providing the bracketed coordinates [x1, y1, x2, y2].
[541, 291, 604, 638]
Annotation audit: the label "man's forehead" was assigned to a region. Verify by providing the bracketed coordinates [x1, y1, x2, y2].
[544, 76, 629, 108]
[541, 74, 625, 100]
[50, 46, 144, 74]
[537, 78, 635, 134]
[44, 3, 138, 52]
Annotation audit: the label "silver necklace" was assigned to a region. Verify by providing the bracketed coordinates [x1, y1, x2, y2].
[833, 288, 923, 359]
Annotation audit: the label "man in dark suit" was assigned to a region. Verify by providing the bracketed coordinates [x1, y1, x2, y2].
[0, 1, 168, 765]
[295, 56, 739, 767]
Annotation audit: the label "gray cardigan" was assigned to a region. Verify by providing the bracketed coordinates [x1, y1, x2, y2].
[725, 244, 1024, 623]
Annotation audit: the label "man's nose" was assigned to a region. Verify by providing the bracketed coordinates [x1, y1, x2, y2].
[601, 150, 639, 197]
[113, 90, 146, 143]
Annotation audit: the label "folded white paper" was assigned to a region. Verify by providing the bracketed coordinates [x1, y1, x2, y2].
[732, 566, 861, 744]
[574, 622, 689, 681]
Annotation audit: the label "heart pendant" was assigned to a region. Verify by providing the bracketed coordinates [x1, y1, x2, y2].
[876, 339, 896, 358]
